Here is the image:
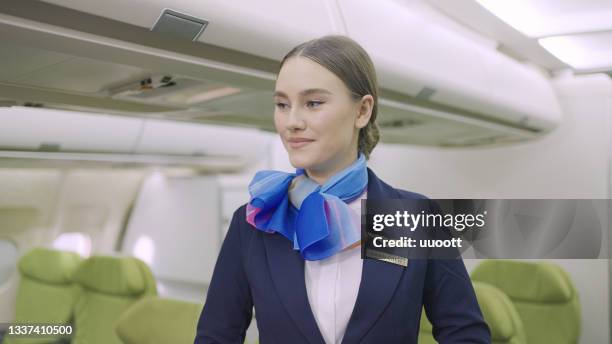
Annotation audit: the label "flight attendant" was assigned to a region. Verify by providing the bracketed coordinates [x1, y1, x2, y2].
[195, 35, 490, 344]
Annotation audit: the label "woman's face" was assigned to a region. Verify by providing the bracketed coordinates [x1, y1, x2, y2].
[273, 56, 372, 183]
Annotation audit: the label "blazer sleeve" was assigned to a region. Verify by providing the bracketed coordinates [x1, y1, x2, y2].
[194, 206, 254, 344]
[423, 258, 491, 343]
[422, 199, 491, 343]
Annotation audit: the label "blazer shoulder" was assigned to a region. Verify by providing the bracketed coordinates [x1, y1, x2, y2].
[369, 169, 429, 200]
[234, 203, 248, 221]
[394, 188, 430, 200]
[227, 203, 257, 247]
[226, 203, 246, 230]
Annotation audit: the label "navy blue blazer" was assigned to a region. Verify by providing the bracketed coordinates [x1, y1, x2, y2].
[195, 168, 491, 343]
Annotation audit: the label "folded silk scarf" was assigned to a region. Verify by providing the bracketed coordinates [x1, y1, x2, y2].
[246, 153, 368, 260]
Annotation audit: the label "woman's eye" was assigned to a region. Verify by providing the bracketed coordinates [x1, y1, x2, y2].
[275, 102, 288, 110]
[306, 101, 324, 108]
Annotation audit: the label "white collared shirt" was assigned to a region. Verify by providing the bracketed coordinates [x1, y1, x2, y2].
[304, 190, 367, 344]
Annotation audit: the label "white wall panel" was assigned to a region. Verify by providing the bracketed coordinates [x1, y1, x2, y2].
[122, 173, 221, 286]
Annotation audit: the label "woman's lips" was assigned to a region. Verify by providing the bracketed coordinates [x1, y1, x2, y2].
[287, 138, 314, 149]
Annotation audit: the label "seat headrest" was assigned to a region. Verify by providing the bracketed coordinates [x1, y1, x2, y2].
[18, 247, 83, 284]
[473, 282, 525, 341]
[471, 260, 575, 303]
[72, 255, 154, 296]
[116, 297, 203, 344]
[419, 309, 433, 332]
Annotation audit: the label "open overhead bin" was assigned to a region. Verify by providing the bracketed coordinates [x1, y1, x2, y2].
[0, 0, 562, 148]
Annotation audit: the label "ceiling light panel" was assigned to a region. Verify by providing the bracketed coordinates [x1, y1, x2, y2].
[476, 0, 612, 37]
[539, 31, 612, 70]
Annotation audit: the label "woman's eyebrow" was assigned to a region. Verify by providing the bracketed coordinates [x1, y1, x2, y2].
[273, 88, 332, 98]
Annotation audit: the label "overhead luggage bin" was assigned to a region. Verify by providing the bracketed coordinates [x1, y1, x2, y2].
[0, 0, 563, 147]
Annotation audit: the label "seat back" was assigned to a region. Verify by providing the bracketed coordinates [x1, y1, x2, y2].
[71, 255, 157, 344]
[115, 297, 203, 344]
[471, 260, 580, 344]
[418, 308, 436, 344]
[2, 247, 82, 344]
[419, 281, 527, 344]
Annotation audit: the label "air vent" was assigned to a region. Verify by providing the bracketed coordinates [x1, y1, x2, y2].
[109, 76, 240, 107]
[415, 87, 436, 100]
[23, 102, 44, 108]
[39, 143, 61, 152]
[152, 9, 209, 41]
[379, 118, 423, 128]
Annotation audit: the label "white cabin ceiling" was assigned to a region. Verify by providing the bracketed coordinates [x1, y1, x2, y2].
[428, 0, 612, 74]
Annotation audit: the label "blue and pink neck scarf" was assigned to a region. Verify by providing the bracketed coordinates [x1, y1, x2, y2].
[246, 153, 368, 260]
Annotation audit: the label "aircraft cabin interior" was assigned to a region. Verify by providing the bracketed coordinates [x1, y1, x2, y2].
[0, 0, 610, 343]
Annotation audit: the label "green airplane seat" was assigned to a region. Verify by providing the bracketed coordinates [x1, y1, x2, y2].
[419, 281, 526, 344]
[418, 307, 436, 344]
[2, 247, 83, 344]
[71, 255, 157, 344]
[115, 297, 203, 344]
[471, 260, 581, 344]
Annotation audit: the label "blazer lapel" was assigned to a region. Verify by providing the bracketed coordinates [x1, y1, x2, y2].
[341, 168, 406, 343]
[263, 231, 326, 344]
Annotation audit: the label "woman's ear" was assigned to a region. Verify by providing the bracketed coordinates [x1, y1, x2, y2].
[355, 95, 374, 129]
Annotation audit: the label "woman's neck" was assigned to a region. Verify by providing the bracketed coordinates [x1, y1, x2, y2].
[305, 151, 360, 185]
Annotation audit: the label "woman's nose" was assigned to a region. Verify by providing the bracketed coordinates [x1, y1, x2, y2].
[286, 108, 306, 131]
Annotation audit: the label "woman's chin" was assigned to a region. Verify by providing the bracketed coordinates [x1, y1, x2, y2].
[288, 152, 316, 170]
